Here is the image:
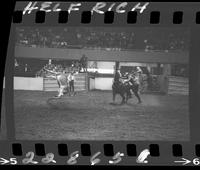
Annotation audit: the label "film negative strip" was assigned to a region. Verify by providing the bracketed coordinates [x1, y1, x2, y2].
[1, 0, 200, 166]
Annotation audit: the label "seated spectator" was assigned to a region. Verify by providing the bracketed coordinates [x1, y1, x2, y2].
[16, 27, 189, 51]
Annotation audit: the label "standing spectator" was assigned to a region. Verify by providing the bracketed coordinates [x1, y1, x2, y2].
[135, 66, 143, 84]
[135, 66, 143, 93]
[15, 59, 19, 67]
[75, 61, 80, 73]
[24, 64, 31, 76]
[82, 54, 88, 72]
[48, 59, 52, 67]
[68, 71, 75, 96]
[14, 59, 20, 76]
[80, 55, 87, 72]
[24, 64, 31, 72]
[70, 61, 75, 73]
[24, 64, 28, 72]
[146, 70, 152, 91]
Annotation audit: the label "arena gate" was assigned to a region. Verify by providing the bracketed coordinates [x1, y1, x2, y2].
[167, 76, 189, 95]
[43, 73, 88, 92]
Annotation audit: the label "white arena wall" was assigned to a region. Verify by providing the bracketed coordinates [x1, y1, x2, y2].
[13, 76, 113, 91]
[89, 78, 95, 90]
[14, 77, 43, 91]
[94, 78, 113, 90]
[12, 76, 113, 91]
[11, 76, 188, 95]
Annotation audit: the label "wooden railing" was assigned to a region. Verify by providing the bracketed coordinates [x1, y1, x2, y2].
[168, 76, 189, 95]
[43, 73, 88, 92]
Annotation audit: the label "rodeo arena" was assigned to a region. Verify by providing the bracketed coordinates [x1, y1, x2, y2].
[11, 27, 190, 141]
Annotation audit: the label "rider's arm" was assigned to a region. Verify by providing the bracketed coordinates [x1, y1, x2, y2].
[46, 74, 56, 79]
[44, 68, 60, 75]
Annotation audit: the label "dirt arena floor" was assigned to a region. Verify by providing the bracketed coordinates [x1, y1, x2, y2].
[13, 90, 190, 141]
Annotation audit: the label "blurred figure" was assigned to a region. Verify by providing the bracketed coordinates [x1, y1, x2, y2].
[136, 66, 143, 93]
[24, 64, 31, 76]
[80, 54, 88, 72]
[75, 61, 80, 73]
[68, 71, 75, 96]
[15, 59, 19, 67]
[48, 59, 52, 66]
[146, 70, 153, 91]
[14, 59, 21, 76]
[136, 66, 143, 74]
[129, 72, 142, 103]
[24, 64, 28, 72]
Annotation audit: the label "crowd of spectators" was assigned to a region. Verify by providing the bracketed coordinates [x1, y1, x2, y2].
[15, 57, 188, 80]
[14, 58, 87, 78]
[16, 27, 189, 51]
[14, 58, 41, 77]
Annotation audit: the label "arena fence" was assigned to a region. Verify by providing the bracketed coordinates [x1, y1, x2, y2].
[168, 76, 189, 95]
[12, 75, 189, 95]
[14, 77, 43, 91]
[43, 73, 88, 92]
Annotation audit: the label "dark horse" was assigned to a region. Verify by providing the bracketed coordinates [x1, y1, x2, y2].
[112, 78, 142, 105]
[112, 81, 130, 104]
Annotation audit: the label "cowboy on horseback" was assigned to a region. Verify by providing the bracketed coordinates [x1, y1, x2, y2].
[112, 67, 133, 104]
[114, 68, 122, 85]
[112, 66, 142, 104]
[112, 68, 126, 104]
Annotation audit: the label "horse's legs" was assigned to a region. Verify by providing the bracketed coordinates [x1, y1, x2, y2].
[58, 86, 64, 97]
[126, 92, 129, 103]
[127, 87, 132, 99]
[113, 91, 116, 102]
[57, 80, 61, 88]
[120, 93, 125, 104]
